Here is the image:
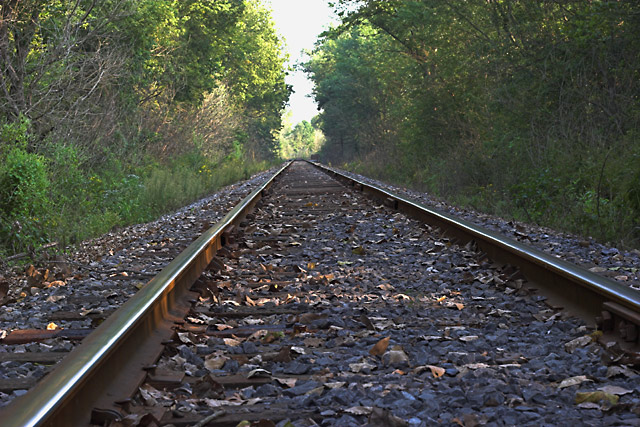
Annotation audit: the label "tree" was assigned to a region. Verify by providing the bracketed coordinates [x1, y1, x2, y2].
[309, 0, 640, 244]
[0, 0, 131, 145]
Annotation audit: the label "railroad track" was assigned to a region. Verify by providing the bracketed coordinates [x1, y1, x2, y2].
[1, 160, 639, 426]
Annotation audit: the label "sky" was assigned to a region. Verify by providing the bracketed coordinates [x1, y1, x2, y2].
[266, 0, 337, 125]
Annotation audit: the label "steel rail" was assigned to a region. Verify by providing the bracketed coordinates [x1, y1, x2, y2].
[310, 161, 640, 337]
[0, 161, 291, 427]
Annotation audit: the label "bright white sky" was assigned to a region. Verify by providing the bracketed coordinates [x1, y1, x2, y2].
[266, 0, 337, 125]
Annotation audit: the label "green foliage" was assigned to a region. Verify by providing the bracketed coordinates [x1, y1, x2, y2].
[279, 120, 323, 159]
[0, 119, 50, 252]
[0, 1, 288, 256]
[309, 0, 640, 247]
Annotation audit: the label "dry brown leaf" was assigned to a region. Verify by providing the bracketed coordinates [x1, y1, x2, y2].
[394, 293, 413, 301]
[223, 337, 242, 347]
[47, 280, 66, 288]
[177, 332, 196, 344]
[215, 323, 234, 331]
[427, 365, 445, 378]
[369, 336, 390, 356]
[204, 353, 228, 371]
[247, 330, 268, 341]
[455, 303, 465, 310]
[275, 377, 297, 388]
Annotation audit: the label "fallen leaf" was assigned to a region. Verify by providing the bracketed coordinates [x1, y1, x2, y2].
[193, 375, 225, 399]
[455, 303, 465, 310]
[325, 381, 345, 389]
[307, 262, 316, 270]
[345, 406, 373, 415]
[606, 365, 637, 378]
[464, 363, 490, 370]
[351, 246, 366, 255]
[564, 335, 592, 353]
[223, 338, 242, 347]
[349, 362, 376, 373]
[138, 385, 158, 406]
[47, 280, 66, 288]
[369, 337, 390, 356]
[247, 368, 271, 379]
[246, 330, 268, 341]
[275, 377, 297, 388]
[394, 293, 413, 301]
[421, 335, 444, 341]
[291, 346, 305, 354]
[427, 365, 445, 378]
[597, 385, 633, 395]
[46, 322, 59, 331]
[215, 324, 234, 331]
[187, 316, 206, 325]
[263, 331, 284, 343]
[204, 353, 228, 371]
[577, 402, 601, 410]
[575, 391, 619, 406]
[558, 376, 591, 389]
[177, 332, 195, 344]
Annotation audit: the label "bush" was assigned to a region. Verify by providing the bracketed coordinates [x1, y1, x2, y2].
[0, 118, 50, 252]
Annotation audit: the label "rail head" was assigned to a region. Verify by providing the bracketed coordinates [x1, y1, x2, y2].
[0, 161, 291, 427]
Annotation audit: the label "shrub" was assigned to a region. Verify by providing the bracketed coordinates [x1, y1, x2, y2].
[0, 118, 50, 252]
